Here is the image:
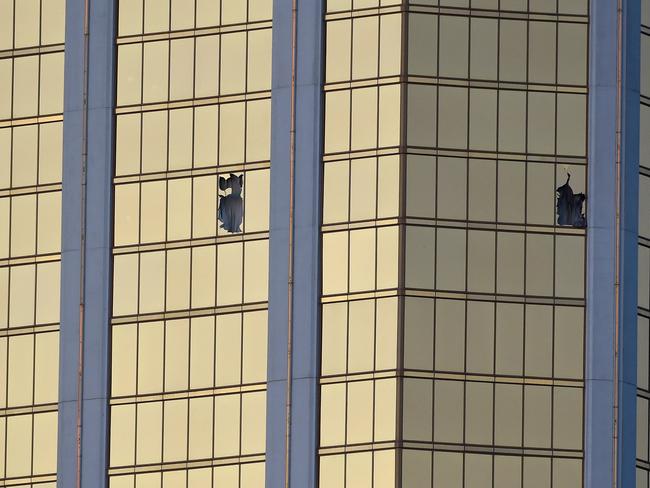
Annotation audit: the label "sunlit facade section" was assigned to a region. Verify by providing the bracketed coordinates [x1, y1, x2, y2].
[637, 0, 650, 484]
[0, 0, 64, 486]
[108, 1, 272, 486]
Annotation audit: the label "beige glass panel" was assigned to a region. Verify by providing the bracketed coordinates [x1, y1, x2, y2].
[409, 13, 437, 77]
[320, 383, 345, 446]
[553, 458, 582, 488]
[558, 23, 587, 86]
[111, 324, 137, 397]
[346, 452, 372, 488]
[188, 397, 213, 460]
[322, 231, 348, 295]
[555, 235, 584, 298]
[348, 300, 374, 373]
[495, 455, 522, 488]
[219, 102, 245, 164]
[349, 228, 375, 292]
[0, 199, 7, 259]
[436, 228, 466, 291]
[215, 313, 242, 386]
[40, 53, 64, 114]
[553, 386, 582, 449]
[195, 36, 219, 98]
[248, 29, 272, 92]
[163, 399, 188, 461]
[139, 251, 165, 312]
[140, 181, 166, 243]
[497, 232, 525, 294]
[435, 299, 465, 372]
[9, 264, 35, 327]
[143, 41, 169, 103]
[221, 32, 246, 94]
[167, 178, 191, 240]
[36, 261, 60, 324]
[352, 16, 378, 80]
[327, 0, 351, 11]
[244, 240, 269, 302]
[406, 155, 436, 218]
[0, 269, 6, 328]
[39, 122, 63, 184]
[116, 114, 141, 176]
[6, 414, 32, 477]
[33, 412, 57, 474]
[528, 92, 556, 155]
[119, 0, 143, 36]
[242, 311, 267, 383]
[350, 158, 376, 221]
[246, 99, 271, 162]
[523, 454, 551, 488]
[346, 381, 373, 443]
[0, 416, 4, 474]
[639, 317, 649, 390]
[498, 161, 525, 223]
[189, 317, 215, 389]
[323, 161, 352, 222]
[188, 468, 212, 487]
[0, 0, 13, 50]
[163, 471, 186, 487]
[326, 20, 351, 83]
[0, 60, 11, 120]
[164, 319, 189, 391]
[351, 87, 377, 151]
[467, 230, 495, 293]
[168, 108, 193, 170]
[241, 391, 266, 454]
[466, 301, 494, 374]
[557, 94, 586, 156]
[403, 378, 432, 441]
[170, 38, 194, 100]
[499, 20, 527, 81]
[324, 90, 350, 154]
[495, 303, 524, 375]
[374, 378, 396, 441]
[14, 0, 39, 48]
[434, 380, 463, 443]
[243, 170, 271, 230]
[214, 466, 240, 486]
[249, 0, 272, 21]
[470, 88, 497, 150]
[320, 455, 344, 488]
[527, 163, 555, 225]
[141, 110, 167, 173]
[114, 184, 140, 246]
[221, 0, 246, 24]
[498, 91, 526, 153]
[438, 87, 467, 149]
[471, 17, 498, 79]
[110, 405, 136, 467]
[171, 0, 194, 30]
[191, 245, 216, 308]
[403, 450, 431, 486]
[12, 124, 38, 187]
[378, 84, 400, 148]
[439, 15, 468, 78]
[214, 394, 241, 457]
[468, 159, 496, 221]
[526, 234, 553, 296]
[379, 14, 401, 76]
[137, 473, 162, 488]
[321, 302, 347, 375]
[216, 243, 243, 305]
[113, 254, 138, 316]
[555, 306, 584, 379]
[524, 385, 551, 448]
[466, 454, 492, 488]
[8, 334, 34, 406]
[377, 155, 399, 218]
[525, 305, 552, 377]
[196, 0, 220, 27]
[405, 226, 435, 289]
[404, 297, 434, 370]
[34, 332, 59, 404]
[433, 451, 462, 488]
[529, 21, 556, 84]
[138, 321, 164, 394]
[117, 44, 142, 106]
[0, 128, 9, 188]
[494, 383, 523, 446]
[144, 0, 169, 32]
[466, 382, 493, 445]
[192, 175, 217, 237]
[136, 401, 163, 464]
[194, 106, 218, 167]
[241, 463, 265, 488]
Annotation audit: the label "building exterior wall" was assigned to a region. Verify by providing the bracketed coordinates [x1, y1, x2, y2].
[107, 1, 272, 486]
[0, 0, 65, 486]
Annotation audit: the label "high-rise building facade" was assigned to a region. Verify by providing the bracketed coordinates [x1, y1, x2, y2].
[0, 0, 646, 487]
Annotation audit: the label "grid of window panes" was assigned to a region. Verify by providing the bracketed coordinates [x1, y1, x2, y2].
[637, 1, 650, 485]
[320, 1, 402, 486]
[108, 1, 271, 487]
[0, 0, 64, 487]
[321, 0, 588, 487]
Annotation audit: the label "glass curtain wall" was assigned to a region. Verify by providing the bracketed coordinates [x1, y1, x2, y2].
[637, 0, 650, 485]
[0, 0, 65, 486]
[321, 0, 588, 487]
[108, 1, 272, 487]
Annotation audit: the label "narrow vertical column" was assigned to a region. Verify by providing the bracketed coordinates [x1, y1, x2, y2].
[586, 0, 639, 486]
[267, 1, 324, 487]
[58, 0, 116, 486]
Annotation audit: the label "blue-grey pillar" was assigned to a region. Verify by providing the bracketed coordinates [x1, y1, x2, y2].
[58, 0, 115, 486]
[266, 1, 324, 487]
[586, 0, 639, 486]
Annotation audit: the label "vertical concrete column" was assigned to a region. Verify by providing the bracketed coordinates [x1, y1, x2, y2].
[586, 0, 639, 486]
[58, 0, 116, 486]
[266, 1, 324, 487]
